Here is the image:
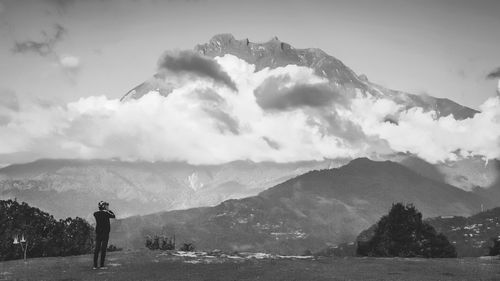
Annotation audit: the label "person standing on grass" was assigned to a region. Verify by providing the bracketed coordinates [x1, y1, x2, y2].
[93, 201, 115, 269]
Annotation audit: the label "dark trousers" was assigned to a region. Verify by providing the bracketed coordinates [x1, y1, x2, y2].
[93, 233, 109, 267]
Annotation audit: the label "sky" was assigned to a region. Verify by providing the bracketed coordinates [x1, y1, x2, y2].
[0, 0, 499, 108]
[0, 0, 499, 165]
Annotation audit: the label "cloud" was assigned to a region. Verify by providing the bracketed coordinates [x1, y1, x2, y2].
[59, 54, 80, 69]
[262, 137, 280, 150]
[58, 54, 81, 80]
[346, 96, 500, 163]
[254, 75, 344, 111]
[12, 24, 66, 57]
[12, 24, 83, 81]
[487, 67, 500, 79]
[1, 54, 499, 165]
[158, 50, 237, 91]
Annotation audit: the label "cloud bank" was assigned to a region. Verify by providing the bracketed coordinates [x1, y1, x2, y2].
[158, 50, 237, 91]
[1, 54, 499, 165]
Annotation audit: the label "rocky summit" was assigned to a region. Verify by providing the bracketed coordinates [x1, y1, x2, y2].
[121, 34, 477, 120]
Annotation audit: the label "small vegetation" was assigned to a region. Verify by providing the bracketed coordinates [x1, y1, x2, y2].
[145, 234, 176, 250]
[357, 203, 457, 258]
[107, 244, 123, 252]
[180, 243, 195, 252]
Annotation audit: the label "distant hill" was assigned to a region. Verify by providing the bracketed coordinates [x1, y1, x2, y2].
[0, 158, 342, 219]
[426, 208, 500, 257]
[393, 155, 500, 192]
[110, 158, 485, 254]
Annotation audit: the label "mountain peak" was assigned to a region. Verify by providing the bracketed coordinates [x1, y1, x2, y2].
[195, 34, 361, 85]
[207, 33, 238, 46]
[343, 157, 409, 173]
[122, 34, 478, 120]
[346, 157, 392, 165]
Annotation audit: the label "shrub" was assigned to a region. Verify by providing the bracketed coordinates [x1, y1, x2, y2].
[145, 235, 175, 250]
[180, 243, 194, 252]
[160, 236, 175, 250]
[489, 238, 500, 256]
[107, 244, 122, 252]
[356, 202, 456, 258]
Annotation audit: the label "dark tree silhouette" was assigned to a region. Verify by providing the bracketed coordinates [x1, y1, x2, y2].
[0, 199, 94, 261]
[180, 243, 195, 252]
[357, 203, 456, 258]
[489, 238, 500, 256]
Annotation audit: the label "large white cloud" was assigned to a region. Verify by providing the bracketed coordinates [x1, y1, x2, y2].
[347, 95, 500, 163]
[1, 54, 499, 164]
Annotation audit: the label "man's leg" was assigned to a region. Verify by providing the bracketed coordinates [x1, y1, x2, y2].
[100, 234, 109, 267]
[93, 235, 102, 268]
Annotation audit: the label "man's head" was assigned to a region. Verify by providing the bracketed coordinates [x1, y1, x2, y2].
[98, 201, 109, 210]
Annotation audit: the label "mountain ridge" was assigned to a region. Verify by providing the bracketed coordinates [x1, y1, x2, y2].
[109, 158, 485, 254]
[0, 158, 345, 219]
[122, 33, 478, 120]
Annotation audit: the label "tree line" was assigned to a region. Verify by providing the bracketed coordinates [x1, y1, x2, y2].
[0, 199, 94, 261]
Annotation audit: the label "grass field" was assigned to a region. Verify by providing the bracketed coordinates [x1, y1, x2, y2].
[1, 250, 499, 281]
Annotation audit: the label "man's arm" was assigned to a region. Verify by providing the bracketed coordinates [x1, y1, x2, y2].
[106, 210, 116, 219]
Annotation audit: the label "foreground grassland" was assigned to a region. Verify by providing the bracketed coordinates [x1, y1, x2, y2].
[1, 250, 499, 281]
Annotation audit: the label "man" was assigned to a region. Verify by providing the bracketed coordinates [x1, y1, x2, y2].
[93, 201, 115, 269]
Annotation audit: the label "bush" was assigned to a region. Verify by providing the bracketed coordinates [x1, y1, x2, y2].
[356, 203, 456, 258]
[180, 243, 194, 252]
[160, 236, 175, 250]
[489, 238, 500, 256]
[145, 235, 175, 250]
[107, 244, 122, 252]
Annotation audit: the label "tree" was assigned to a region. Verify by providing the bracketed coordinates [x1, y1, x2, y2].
[488, 238, 500, 256]
[357, 203, 456, 258]
[0, 199, 94, 261]
[145, 235, 154, 250]
[61, 217, 93, 256]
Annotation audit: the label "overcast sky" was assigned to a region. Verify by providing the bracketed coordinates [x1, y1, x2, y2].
[0, 0, 499, 109]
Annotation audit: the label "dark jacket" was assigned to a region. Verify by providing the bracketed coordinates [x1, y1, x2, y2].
[93, 210, 115, 235]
